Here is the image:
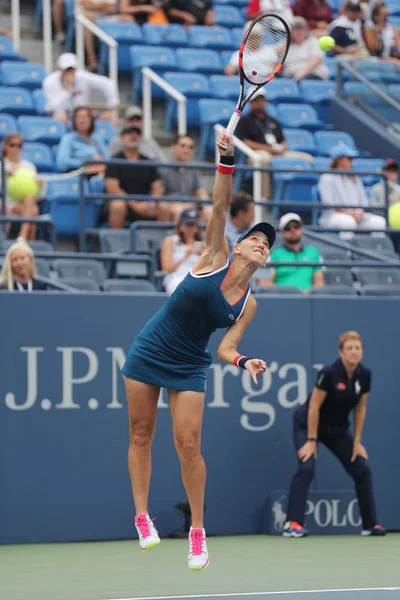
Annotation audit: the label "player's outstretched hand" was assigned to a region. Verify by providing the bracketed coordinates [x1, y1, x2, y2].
[217, 131, 234, 157]
[245, 358, 267, 384]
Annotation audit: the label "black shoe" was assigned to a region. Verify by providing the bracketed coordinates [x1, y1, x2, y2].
[361, 524, 386, 536]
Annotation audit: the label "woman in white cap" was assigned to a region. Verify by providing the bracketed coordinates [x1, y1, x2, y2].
[318, 144, 386, 235]
[42, 53, 119, 124]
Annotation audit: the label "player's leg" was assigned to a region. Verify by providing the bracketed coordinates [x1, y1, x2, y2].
[284, 416, 315, 537]
[169, 389, 209, 570]
[125, 376, 161, 551]
[322, 429, 385, 535]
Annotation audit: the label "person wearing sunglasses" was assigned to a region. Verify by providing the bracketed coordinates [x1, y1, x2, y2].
[159, 135, 210, 223]
[259, 213, 324, 292]
[0, 133, 41, 241]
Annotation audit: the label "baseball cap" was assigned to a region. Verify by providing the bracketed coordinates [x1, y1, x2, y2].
[329, 144, 358, 159]
[124, 105, 143, 121]
[383, 159, 399, 170]
[279, 213, 303, 231]
[237, 222, 276, 248]
[57, 53, 78, 70]
[346, 0, 362, 10]
[250, 87, 266, 101]
[121, 124, 142, 135]
[179, 207, 200, 224]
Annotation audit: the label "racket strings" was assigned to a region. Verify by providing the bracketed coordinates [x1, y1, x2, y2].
[242, 17, 289, 85]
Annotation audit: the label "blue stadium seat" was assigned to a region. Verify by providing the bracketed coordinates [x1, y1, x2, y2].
[283, 129, 318, 155]
[103, 279, 157, 293]
[0, 113, 17, 140]
[17, 116, 65, 146]
[388, 84, 400, 99]
[61, 277, 101, 292]
[209, 74, 240, 100]
[271, 157, 317, 219]
[163, 72, 212, 132]
[94, 120, 117, 143]
[353, 267, 400, 286]
[314, 130, 357, 156]
[360, 284, 400, 296]
[352, 158, 385, 185]
[325, 57, 337, 80]
[142, 23, 188, 48]
[221, 50, 235, 69]
[385, 0, 400, 15]
[0, 35, 26, 62]
[175, 48, 223, 75]
[313, 156, 332, 172]
[310, 285, 357, 296]
[53, 259, 107, 283]
[323, 268, 354, 287]
[214, 5, 245, 27]
[231, 27, 244, 48]
[45, 177, 80, 199]
[277, 103, 324, 131]
[99, 229, 130, 254]
[343, 82, 387, 99]
[20, 142, 55, 172]
[130, 45, 178, 104]
[188, 26, 234, 51]
[310, 184, 321, 225]
[198, 98, 236, 159]
[32, 89, 47, 115]
[0, 86, 35, 116]
[0, 61, 46, 90]
[299, 80, 335, 123]
[98, 21, 143, 74]
[391, 16, 400, 29]
[265, 79, 302, 103]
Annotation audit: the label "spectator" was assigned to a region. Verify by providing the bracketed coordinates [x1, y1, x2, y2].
[108, 105, 165, 161]
[105, 124, 169, 228]
[318, 144, 386, 234]
[56, 106, 110, 174]
[328, 0, 370, 60]
[53, 0, 66, 44]
[159, 135, 209, 222]
[364, 2, 400, 61]
[161, 207, 205, 295]
[0, 133, 40, 241]
[79, 1, 121, 72]
[235, 88, 313, 199]
[119, 0, 159, 24]
[282, 17, 330, 81]
[165, 0, 214, 26]
[42, 53, 119, 125]
[370, 159, 400, 208]
[259, 213, 324, 292]
[224, 192, 255, 251]
[0, 240, 47, 291]
[292, 0, 333, 37]
[247, 0, 293, 25]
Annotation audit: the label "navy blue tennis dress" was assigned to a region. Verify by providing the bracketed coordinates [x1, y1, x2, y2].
[122, 259, 251, 393]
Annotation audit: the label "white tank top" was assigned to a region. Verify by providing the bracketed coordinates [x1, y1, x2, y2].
[163, 234, 202, 296]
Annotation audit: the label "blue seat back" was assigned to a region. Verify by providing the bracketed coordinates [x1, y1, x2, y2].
[0, 86, 35, 115]
[32, 89, 47, 115]
[20, 142, 55, 172]
[214, 5, 245, 27]
[98, 21, 143, 73]
[0, 35, 25, 61]
[17, 116, 66, 146]
[175, 49, 223, 74]
[0, 113, 17, 140]
[130, 45, 177, 71]
[299, 80, 335, 102]
[314, 130, 356, 156]
[163, 72, 212, 127]
[282, 128, 316, 154]
[94, 120, 117, 143]
[188, 26, 234, 50]
[142, 24, 188, 47]
[45, 176, 80, 199]
[0, 61, 46, 89]
[265, 79, 301, 103]
[199, 98, 236, 125]
[276, 103, 320, 128]
[209, 74, 242, 100]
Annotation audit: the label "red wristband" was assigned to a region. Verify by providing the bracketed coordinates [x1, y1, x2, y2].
[218, 163, 235, 175]
[233, 354, 245, 367]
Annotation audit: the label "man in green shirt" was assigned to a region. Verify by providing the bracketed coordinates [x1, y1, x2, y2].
[264, 213, 324, 292]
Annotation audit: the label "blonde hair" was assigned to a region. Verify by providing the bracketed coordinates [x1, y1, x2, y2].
[0, 240, 37, 290]
[339, 330, 362, 350]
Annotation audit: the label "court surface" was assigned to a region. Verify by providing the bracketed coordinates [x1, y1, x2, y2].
[1, 535, 399, 600]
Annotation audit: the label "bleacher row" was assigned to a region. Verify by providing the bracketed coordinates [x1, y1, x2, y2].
[1, 227, 400, 295]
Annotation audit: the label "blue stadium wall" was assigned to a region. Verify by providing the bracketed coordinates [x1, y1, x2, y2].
[1, 293, 399, 544]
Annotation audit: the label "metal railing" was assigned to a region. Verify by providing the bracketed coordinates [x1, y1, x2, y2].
[75, 11, 118, 88]
[142, 67, 187, 140]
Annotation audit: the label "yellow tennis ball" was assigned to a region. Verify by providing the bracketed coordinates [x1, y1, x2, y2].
[389, 202, 400, 229]
[7, 168, 39, 202]
[318, 36, 335, 52]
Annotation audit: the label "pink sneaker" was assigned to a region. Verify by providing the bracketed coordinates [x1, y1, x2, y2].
[134, 512, 160, 552]
[188, 527, 209, 570]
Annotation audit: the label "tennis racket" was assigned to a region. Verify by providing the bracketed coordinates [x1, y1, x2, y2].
[225, 13, 291, 139]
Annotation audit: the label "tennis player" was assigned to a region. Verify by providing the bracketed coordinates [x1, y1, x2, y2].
[122, 131, 276, 570]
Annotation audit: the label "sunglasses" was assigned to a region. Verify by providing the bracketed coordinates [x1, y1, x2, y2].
[283, 222, 301, 232]
[8, 142, 22, 148]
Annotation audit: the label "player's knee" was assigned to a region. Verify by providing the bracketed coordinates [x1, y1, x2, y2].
[130, 421, 153, 448]
[175, 431, 200, 463]
[348, 457, 371, 481]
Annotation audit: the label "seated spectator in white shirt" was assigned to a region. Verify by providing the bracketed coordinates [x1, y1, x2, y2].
[159, 135, 209, 222]
[282, 17, 330, 81]
[56, 106, 110, 173]
[161, 207, 205, 295]
[318, 144, 386, 235]
[370, 160, 400, 208]
[108, 105, 165, 161]
[224, 192, 255, 251]
[328, 0, 370, 59]
[42, 53, 119, 124]
[364, 1, 400, 62]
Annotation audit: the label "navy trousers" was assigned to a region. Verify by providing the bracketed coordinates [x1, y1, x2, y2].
[286, 417, 378, 529]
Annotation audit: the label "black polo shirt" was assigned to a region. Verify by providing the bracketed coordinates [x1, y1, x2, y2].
[105, 152, 160, 196]
[166, 0, 212, 24]
[235, 112, 285, 146]
[296, 358, 371, 431]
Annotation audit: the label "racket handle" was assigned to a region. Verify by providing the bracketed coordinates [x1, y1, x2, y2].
[226, 110, 242, 137]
